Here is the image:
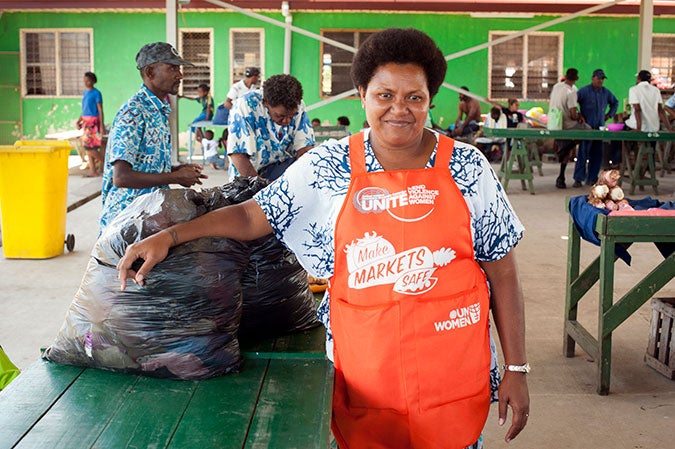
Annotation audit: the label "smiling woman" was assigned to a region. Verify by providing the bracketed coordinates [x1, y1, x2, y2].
[117, 28, 529, 449]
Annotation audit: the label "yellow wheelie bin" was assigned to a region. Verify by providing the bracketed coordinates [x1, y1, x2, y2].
[0, 140, 73, 258]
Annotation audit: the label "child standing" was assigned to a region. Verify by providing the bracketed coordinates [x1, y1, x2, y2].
[179, 83, 214, 140]
[199, 129, 225, 170]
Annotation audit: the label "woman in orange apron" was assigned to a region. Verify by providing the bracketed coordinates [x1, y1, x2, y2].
[118, 28, 530, 449]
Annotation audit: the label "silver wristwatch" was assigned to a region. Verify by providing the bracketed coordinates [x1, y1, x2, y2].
[503, 363, 531, 373]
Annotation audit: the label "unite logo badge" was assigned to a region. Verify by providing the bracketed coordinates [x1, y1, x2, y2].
[353, 184, 439, 222]
[348, 184, 452, 295]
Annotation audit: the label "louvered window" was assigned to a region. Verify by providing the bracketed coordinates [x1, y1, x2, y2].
[22, 29, 92, 97]
[179, 30, 213, 97]
[488, 31, 562, 101]
[652, 34, 675, 97]
[321, 30, 375, 98]
[230, 29, 263, 87]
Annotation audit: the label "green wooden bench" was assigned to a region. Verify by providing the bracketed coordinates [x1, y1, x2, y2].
[0, 326, 333, 449]
[563, 199, 675, 394]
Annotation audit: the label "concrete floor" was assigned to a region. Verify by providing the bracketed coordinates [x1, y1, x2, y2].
[1, 154, 674, 448]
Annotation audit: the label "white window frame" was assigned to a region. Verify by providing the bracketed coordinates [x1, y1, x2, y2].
[178, 28, 214, 97]
[488, 30, 563, 101]
[228, 28, 264, 88]
[652, 33, 675, 96]
[320, 29, 374, 99]
[20, 28, 93, 98]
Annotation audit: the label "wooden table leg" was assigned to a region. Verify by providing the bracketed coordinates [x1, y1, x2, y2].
[597, 233, 618, 395]
[564, 213, 582, 357]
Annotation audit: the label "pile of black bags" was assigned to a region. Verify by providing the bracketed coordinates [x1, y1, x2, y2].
[43, 178, 319, 380]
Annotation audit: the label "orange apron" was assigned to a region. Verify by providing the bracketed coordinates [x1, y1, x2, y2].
[329, 132, 491, 449]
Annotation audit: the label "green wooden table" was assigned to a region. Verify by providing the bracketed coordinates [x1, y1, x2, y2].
[0, 326, 334, 449]
[484, 128, 675, 194]
[563, 201, 675, 394]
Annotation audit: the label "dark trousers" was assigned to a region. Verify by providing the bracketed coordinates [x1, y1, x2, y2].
[574, 139, 603, 184]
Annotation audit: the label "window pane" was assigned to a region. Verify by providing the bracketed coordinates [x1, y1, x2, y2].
[181, 31, 211, 96]
[321, 30, 372, 97]
[231, 31, 261, 83]
[526, 35, 559, 100]
[26, 66, 56, 95]
[323, 31, 355, 64]
[25, 32, 56, 95]
[25, 32, 55, 63]
[490, 34, 523, 99]
[652, 35, 675, 94]
[60, 32, 91, 95]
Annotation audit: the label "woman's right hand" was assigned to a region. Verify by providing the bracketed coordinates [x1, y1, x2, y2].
[117, 229, 174, 290]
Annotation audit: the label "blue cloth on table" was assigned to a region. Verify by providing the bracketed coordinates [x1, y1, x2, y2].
[569, 195, 675, 265]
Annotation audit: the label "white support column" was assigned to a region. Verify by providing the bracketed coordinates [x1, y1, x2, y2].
[637, 0, 654, 71]
[282, 1, 292, 74]
[166, 0, 179, 164]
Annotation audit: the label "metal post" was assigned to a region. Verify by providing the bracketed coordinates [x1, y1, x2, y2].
[166, 0, 179, 164]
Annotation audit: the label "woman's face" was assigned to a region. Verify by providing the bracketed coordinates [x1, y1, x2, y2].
[359, 63, 430, 149]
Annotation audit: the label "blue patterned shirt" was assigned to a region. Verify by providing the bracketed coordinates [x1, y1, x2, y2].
[226, 90, 315, 180]
[99, 85, 173, 230]
[254, 129, 524, 404]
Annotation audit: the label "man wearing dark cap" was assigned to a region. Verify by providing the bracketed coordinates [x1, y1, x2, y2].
[99, 42, 207, 231]
[224, 67, 261, 109]
[574, 69, 619, 186]
[549, 68, 590, 188]
[624, 70, 672, 133]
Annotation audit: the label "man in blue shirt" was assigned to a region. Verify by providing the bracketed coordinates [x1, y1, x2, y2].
[574, 69, 619, 186]
[100, 42, 207, 231]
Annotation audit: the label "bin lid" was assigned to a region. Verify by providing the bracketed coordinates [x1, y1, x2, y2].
[14, 140, 73, 148]
[0, 145, 71, 154]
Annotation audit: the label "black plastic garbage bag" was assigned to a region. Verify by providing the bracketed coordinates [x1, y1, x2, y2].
[44, 177, 319, 379]
[44, 188, 251, 380]
[239, 234, 320, 339]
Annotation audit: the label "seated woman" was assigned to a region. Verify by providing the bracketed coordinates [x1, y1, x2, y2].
[474, 106, 507, 162]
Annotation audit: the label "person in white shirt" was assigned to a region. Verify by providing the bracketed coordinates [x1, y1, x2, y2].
[199, 129, 225, 170]
[548, 68, 590, 189]
[224, 67, 260, 109]
[474, 106, 507, 161]
[624, 70, 673, 133]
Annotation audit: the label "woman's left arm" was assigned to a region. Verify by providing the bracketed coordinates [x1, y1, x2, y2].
[479, 249, 530, 443]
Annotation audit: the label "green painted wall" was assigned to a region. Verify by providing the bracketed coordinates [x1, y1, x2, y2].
[0, 10, 673, 145]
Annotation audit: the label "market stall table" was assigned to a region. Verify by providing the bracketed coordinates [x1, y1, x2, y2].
[0, 326, 333, 449]
[483, 128, 675, 194]
[563, 200, 675, 394]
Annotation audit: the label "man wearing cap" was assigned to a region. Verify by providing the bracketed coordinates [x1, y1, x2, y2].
[625, 70, 672, 133]
[224, 67, 260, 109]
[574, 69, 619, 186]
[99, 42, 207, 231]
[549, 68, 590, 189]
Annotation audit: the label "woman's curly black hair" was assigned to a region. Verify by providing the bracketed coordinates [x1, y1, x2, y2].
[350, 28, 447, 98]
[263, 74, 304, 110]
